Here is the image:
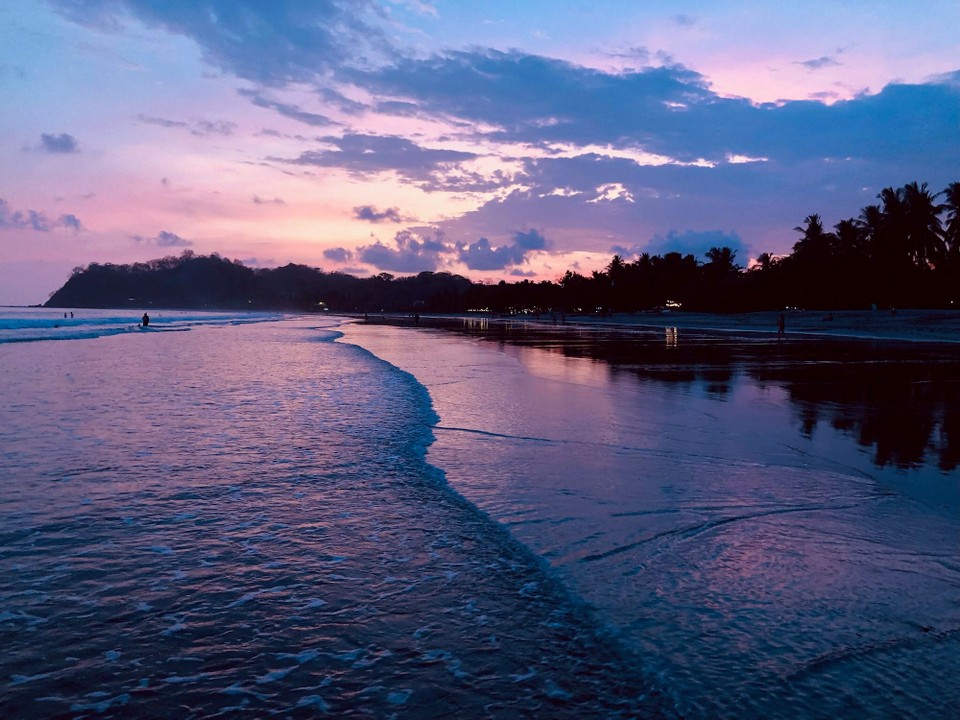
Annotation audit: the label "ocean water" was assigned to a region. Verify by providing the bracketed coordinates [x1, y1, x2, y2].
[0, 309, 661, 719]
[0, 307, 280, 344]
[2, 309, 958, 718]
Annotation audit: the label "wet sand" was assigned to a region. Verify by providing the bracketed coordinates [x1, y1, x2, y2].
[356, 309, 960, 344]
[552, 308, 960, 344]
[345, 318, 960, 719]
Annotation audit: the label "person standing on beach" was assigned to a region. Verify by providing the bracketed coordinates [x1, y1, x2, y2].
[141, 312, 150, 327]
[777, 313, 785, 339]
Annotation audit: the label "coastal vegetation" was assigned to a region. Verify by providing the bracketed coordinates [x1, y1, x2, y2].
[47, 181, 960, 314]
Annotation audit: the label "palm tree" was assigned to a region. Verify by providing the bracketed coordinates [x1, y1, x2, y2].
[873, 186, 910, 266]
[942, 182, 960, 257]
[901, 181, 944, 267]
[792, 214, 835, 259]
[606, 254, 626, 283]
[857, 203, 884, 244]
[833, 218, 863, 251]
[705, 246, 739, 274]
[752, 252, 775, 271]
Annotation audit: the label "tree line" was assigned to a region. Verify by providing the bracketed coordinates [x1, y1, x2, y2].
[47, 180, 959, 314]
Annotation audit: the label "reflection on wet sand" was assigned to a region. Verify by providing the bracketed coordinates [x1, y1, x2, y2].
[429, 318, 960, 472]
[346, 318, 960, 719]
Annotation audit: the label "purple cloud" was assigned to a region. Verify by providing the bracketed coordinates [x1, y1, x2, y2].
[323, 247, 353, 262]
[0, 199, 84, 232]
[131, 230, 193, 247]
[354, 205, 405, 223]
[239, 89, 338, 127]
[50, 0, 389, 86]
[456, 229, 548, 270]
[796, 55, 841, 71]
[645, 229, 746, 259]
[358, 230, 446, 272]
[284, 134, 477, 187]
[58, 213, 84, 232]
[39, 133, 78, 153]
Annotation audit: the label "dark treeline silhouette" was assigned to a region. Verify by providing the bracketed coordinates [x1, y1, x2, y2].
[46, 251, 473, 313]
[47, 180, 959, 313]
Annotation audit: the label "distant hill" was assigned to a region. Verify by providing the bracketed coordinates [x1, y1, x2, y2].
[46, 251, 473, 313]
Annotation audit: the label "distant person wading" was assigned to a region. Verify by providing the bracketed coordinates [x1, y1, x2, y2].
[141, 313, 150, 327]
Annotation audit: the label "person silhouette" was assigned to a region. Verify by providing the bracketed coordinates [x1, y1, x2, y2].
[777, 313, 785, 339]
[141, 313, 150, 327]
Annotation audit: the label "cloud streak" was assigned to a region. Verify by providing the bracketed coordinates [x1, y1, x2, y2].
[131, 230, 193, 247]
[284, 134, 478, 187]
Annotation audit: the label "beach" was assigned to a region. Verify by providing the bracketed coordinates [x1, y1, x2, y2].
[359, 308, 960, 344]
[2, 308, 958, 718]
[561, 308, 960, 343]
[345, 313, 960, 718]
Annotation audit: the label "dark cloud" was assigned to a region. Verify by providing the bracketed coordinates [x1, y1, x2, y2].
[284, 134, 477, 186]
[323, 247, 353, 262]
[358, 229, 445, 272]
[131, 230, 193, 247]
[456, 237, 524, 270]
[796, 55, 841, 71]
[192, 119, 236, 136]
[374, 100, 422, 117]
[0, 199, 83, 232]
[645, 229, 747, 259]
[0, 199, 53, 231]
[513, 228, 547, 250]
[354, 205, 404, 223]
[456, 229, 548, 270]
[610, 243, 645, 258]
[156, 230, 191, 247]
[135, 113, 189, 129]
[59, 213, 84, 232]
[364, 48, 960, 169]
[50, 0, 390, 86]
[253, 195, 286, 205]
[364, 50, 714, 156]
[39, 133, 79, 153]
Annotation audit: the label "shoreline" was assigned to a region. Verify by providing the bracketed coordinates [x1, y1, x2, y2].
[350, 308, 960, 345]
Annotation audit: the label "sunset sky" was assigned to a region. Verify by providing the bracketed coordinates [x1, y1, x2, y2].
[2, 0, 959, 305]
